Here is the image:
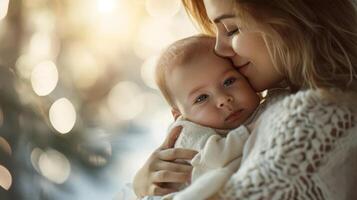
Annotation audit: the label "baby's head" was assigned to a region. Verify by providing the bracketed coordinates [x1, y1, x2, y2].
[155, 35, 260, 130]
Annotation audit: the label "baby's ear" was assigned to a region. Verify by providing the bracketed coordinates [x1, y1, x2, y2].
[171, 108, 181, 120]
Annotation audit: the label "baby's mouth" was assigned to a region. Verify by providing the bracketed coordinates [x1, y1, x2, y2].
[225, 109, 244, 123]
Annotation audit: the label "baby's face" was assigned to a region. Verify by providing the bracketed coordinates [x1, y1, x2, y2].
[168, 51, 260, 130]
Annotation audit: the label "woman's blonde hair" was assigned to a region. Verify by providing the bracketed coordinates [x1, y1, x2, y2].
[182, 0, 357, 90]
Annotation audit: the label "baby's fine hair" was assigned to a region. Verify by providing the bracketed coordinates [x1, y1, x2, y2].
[182, 0, 357, 90]
[155, 35, 215, 108]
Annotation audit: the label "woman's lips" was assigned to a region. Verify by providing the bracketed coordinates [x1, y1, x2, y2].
[225, 109, 244, 123]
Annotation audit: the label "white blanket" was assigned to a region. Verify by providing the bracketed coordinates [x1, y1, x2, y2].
[161, 118, 250, 200]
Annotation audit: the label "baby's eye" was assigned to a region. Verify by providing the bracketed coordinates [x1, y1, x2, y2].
[194, 94, 209, 104]
[223, 77, 237, 87]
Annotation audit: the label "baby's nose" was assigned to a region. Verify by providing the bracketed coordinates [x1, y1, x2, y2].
[217, 95, 234, 108]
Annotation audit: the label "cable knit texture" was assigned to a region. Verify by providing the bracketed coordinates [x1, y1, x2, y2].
[218, 89, 357, 200]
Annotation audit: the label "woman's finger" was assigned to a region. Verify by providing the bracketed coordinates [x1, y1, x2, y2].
[161, 126, 183, 149]
[158, 148, 198, 161]
[151, 170, 190, 183]
[154, 160, 193, 173]
[148, 184, 177, 196]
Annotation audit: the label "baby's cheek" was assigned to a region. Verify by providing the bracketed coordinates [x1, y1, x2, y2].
[189, 109, 222, 128]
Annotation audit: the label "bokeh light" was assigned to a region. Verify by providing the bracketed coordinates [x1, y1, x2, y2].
[30, 147, 43, 173]
[64, 45, 102, 89]
[16, 54, 41, 80]
[141, 56, 159, 90]
[49, 98, 76, 134]
[145, 0, 181, 18]
[134, 18, 176, 59]
[29, 31, 59, 59]
[31, 60, 59, 96]
[38, 149, 71, 184]
[91, 0, 134, 51]
[0, 0, 9, 21]
[262, 90, 268, 98]
[26, 9, 56, 32]
[107, 81, 145, 121]
[0, 165, 12, 190]
[96, 0, 117, 14]
[0, 136, 11, 156]
[0, 0, 199, 198]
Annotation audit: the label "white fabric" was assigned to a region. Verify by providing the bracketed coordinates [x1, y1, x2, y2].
[217, 89, 357, 200]
[161, 118, 250, 200]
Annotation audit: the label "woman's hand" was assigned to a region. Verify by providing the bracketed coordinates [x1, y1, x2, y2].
[133, 126, 198, 198]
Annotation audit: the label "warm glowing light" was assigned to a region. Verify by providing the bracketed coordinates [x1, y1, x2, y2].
[65, 46, 101, 89]
[91, 0, 134, 51]
[107, 81, 145, 121]
[134, 18, 176, 59]
[74, 62, 100, 89]
[0, 165, 12, 190]
[30, 147, 43, 173]
[29, 32, 54, 58]
[31, 60, 58, 96]
[38, 149, 71, 184]
[0, 0, 9, 21]
[261, 90, 268, 98]
[141, 56, 159, 89]
[0, 137, 11, 156]
[16, 54, 38, 79]
[97, 0, 117, 14]
[145, 0, 181, 18]
[49, 98, 76, 134]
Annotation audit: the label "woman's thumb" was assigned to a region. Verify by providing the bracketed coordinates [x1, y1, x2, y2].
[161, 126, 182, 149]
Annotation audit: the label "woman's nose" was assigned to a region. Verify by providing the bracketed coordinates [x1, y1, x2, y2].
[215, 33, 236, 57]
[217, 95, 234, 109]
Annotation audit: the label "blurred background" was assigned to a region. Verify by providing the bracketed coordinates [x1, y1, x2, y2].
[0, 0, 197, 199]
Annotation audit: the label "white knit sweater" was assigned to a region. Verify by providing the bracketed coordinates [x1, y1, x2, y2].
[217, 89, 357, 200]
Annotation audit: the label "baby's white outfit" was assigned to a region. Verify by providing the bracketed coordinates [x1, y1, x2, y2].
[162, 117, 250, 200]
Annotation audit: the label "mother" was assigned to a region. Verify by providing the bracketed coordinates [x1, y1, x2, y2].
[134, 0, 357, 199]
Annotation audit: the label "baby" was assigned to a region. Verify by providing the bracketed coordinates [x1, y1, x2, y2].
[153, 35, 260, 200]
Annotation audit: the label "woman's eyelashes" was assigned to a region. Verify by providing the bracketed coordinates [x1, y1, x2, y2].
[226, 28, 240, 36]
[222, 23, 240, 36]
[223, 77, 237, 87]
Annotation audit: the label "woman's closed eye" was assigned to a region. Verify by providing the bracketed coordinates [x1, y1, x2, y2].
[226, 28, 240, 36]
[221, 19, 241, 36]
[194, 94, 209, 104]
[223, 77, 237, 87]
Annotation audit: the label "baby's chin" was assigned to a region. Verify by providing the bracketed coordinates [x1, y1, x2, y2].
[210, 123, 243, 135]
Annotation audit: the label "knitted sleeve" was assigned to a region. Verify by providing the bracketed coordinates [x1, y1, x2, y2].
[218, 90, 356, 200]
